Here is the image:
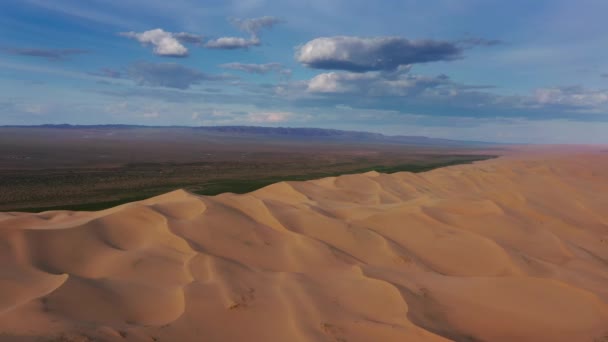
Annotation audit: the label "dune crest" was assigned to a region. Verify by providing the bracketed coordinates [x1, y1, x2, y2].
[1, 153, 608, 342]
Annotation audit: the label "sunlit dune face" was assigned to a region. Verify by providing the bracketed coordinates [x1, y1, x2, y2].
[1, 151, 608, 341]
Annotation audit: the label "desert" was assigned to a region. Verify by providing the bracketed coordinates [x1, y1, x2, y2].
[3, 1, 608, 341]
[1, 149, 607, 342]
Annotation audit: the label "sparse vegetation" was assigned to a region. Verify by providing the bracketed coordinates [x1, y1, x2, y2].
[0, 126, 496, 212]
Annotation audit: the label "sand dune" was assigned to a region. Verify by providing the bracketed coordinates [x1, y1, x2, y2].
[1, 151, 608, 342]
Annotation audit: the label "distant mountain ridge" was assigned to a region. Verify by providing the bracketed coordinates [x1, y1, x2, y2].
[2, 124, 498, 145]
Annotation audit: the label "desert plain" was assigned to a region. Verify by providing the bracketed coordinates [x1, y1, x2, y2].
[0, 126, 494, 212]
[1, 147, 608, 341]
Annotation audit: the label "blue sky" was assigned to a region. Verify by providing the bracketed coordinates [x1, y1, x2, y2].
[1, 0, 608, 143]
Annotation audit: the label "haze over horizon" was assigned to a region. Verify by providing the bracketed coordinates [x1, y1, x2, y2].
[1, 0, 608, 143]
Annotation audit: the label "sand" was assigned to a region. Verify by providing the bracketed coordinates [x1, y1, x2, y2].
[1, 150, 607, 342]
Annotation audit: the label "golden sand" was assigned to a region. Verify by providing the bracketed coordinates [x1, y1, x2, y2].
[1, 151, 607, 341]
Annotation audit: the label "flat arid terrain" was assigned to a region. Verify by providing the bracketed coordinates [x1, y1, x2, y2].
[1, 148, 607, 342]
[0, 126, 496, 212]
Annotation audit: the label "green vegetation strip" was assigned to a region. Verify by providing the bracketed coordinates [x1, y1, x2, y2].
[193, 157, 492, 196]
[14, 156, 493, 213]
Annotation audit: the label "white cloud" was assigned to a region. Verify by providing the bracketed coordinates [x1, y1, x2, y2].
[307, 72, 373, 93]
[205, 16, 282, 50]
[296, 36, 462, 72]
[307, 69, 450, 96]
[120, 28, 202, 57]
[205, 36, 260, 49]
[534, 86, 608, 110]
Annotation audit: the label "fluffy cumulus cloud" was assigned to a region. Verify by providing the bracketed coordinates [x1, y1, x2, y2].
[120, 29, 202, 57]
[220, 62, 290, 76]
[205, 16, 282, 50]
[1, 47, 89, 60]
[296, 36, 462, 72]
[126, 62, 228, 89]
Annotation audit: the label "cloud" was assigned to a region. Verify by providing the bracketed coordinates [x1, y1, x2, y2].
[230, 16, 283, 35]
[533, 86, 608, 111]
[205, 37, 260, 49]
[173, 32, 204, 45]
[1, 47, 90, 60]
[308, 72, 375, 93]
[205, 16, 282, 50]
[220, 62, 290, 76]
[307, 68, 451, 96]
[296, 36, 462, 72]
[126, 62, 230, 89]
[301, 66, 608, 118]
[601, 73, 608, 78]
[120, 29, 202, 57]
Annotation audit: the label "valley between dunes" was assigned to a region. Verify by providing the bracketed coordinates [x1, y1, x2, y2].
[1, 151, 608, 342]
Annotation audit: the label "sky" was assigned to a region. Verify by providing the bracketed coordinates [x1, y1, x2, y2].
[1, 0, 608, 143]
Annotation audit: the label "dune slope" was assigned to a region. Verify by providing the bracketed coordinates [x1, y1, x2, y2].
[1, 152, 608, 342]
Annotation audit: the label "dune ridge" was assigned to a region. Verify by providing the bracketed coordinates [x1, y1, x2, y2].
[1, 152, 608, 342]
